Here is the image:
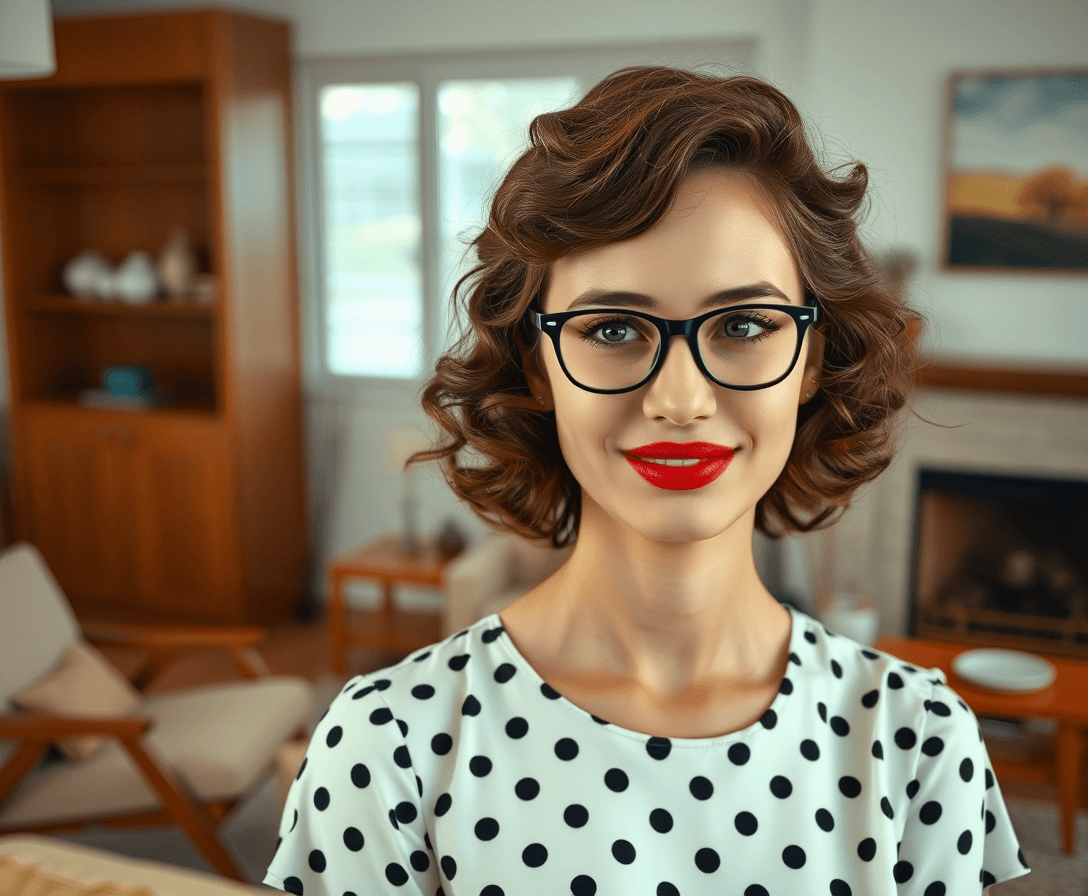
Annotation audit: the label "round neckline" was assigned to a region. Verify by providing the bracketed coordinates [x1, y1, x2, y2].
[488, 603, 800, 747]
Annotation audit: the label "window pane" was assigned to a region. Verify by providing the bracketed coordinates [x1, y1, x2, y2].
[320, 84, 421, 377]
[437, 78, 582, 351]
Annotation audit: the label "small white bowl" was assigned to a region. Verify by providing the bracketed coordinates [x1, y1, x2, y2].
[952, 648, 1056, 693]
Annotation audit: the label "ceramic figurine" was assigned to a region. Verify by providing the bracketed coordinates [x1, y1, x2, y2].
[158, 227, 196, 299]
[62, 250, 112, 300]
[113, 251, 160, 304]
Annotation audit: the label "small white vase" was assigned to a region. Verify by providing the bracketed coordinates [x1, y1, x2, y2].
[158, 227, 196, 299]
[113, 251, 161, 304]
[62, 250, 112, 300]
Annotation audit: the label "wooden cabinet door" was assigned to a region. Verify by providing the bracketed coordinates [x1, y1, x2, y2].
[21, 411, 133, 615]
[125, 416, 239, 622]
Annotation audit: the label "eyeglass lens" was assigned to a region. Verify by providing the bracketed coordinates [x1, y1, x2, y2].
[557, 308, 801, 390]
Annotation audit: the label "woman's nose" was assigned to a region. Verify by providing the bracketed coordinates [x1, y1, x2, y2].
[641, 335, 717, 423]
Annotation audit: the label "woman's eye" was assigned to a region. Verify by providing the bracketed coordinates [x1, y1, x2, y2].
[722, 315, 773, 339]
[587, 318, 643, 342]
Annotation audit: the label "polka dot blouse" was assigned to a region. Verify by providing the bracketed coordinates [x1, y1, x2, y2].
[264, 603, 1031, 895]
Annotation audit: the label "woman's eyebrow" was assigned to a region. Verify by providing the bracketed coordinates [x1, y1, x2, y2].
[566, 281, 791, 311]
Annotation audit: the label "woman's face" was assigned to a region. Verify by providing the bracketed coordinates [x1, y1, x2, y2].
[525, 167, 824, 544]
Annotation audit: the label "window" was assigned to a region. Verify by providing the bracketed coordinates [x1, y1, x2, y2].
[299, 43, 756, 390]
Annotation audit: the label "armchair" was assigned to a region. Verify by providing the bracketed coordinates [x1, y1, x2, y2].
[442, 532, 575, 638]
[0, 541, 314, 882]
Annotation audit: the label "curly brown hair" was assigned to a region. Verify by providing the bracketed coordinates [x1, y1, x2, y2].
[408, 65, 923, 547]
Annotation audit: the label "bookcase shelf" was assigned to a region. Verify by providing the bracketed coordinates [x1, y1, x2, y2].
[24, 294, 218, 316]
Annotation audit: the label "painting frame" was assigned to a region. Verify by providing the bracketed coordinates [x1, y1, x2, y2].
[939, 67, 1088, 276]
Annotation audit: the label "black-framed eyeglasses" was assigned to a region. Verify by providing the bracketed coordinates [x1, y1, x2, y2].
[527, 298, 820, 394]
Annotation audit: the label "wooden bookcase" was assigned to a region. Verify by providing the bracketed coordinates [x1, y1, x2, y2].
[0, 10, 309, 625]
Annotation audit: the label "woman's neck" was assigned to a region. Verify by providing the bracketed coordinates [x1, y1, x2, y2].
[521, 501, 790, 699]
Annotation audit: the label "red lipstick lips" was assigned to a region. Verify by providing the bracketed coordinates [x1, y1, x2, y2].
[622, 441, 736, 490]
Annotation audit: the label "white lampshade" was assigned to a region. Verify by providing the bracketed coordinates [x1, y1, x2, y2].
[0, 0, 56, 80]
[383, 427, 431, 475]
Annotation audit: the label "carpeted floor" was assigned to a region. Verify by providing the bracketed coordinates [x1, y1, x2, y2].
[50, 672, 1088, 893]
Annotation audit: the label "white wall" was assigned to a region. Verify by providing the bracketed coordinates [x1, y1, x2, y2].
[16, 0, 1088, 616]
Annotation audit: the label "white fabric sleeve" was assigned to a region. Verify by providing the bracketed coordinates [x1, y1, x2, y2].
[264, 675, 440, 896]
[895, 674, 1032, 894]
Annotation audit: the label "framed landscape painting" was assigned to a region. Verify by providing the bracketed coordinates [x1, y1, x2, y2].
[941, 68, 1088, 273]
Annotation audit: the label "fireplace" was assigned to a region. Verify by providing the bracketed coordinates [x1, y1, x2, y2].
[908, 467, 1088, 659]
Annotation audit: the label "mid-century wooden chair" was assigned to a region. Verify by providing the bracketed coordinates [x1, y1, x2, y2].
[0, 541, 314, 882]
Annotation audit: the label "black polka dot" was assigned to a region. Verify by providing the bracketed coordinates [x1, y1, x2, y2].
[957, 830, 973, 854]
[571, 874, 596, 895]
[893, 861, 914, 882]
[880, 797, 894, 819]
[462, 694, 481, 715]
[760, 708, 778, 729]
[469, 755, 492, 776]
[385, 863, 409, 886]
[647, 737, 672, 760]
[650, 807, 673, 833]
[564, 804, 589, 828]
[295, 757, 307, 779]
[906, 779, 920, 799]
[861, 689, 879, 708]
[895, 727, 917, 749]
[817, 702, 827, 723]
[435, 793, 452, 816]
[555, 738, 579, 761]
[744, 886, 769, 896]
[928, 700, 951, 716]
[815, 808, 835, 832]
[830, 716, 850, 736]
[440, 854, 457, 880]
[432, 732, 453, 755]
[395, 801, 417, 824]
[800, 739, 820, 760]
[770, 775, 793, 798]
[282, 876, 303, 894]
[888, 671, 904, 689]
[857, 837, 876, 861]
[505, 716, 529, 738]
[694, 848, 721, 872]
[839, 776, 862, 798]
[690, 776, 713, 800]
[986, 809, 996, 834]
[729, 742, 751, 765]
[922, 736, 944, 756]
[522, 843, 547, 867]
[515, 777, 540, 800]
[831, 659, 843, 678]
[343, 826, 364, 851]
[411, 683, 435, 699]
[410, 851, 429, 872]
[313, 787, 329, 811]
[605, 768, 629, 792]
[830, 879, 852, 896]
[960, 758, 974, 782]
[475, 817, 499, 840]
[920, 801, 943, 824]
[782, 844, 806, 868]
[611, 839, 636, 864]
[923, 883, 946, 896]
[494, 662, 516, 683]
[872, 740, 884, 760]
[308, 849, 325, 873]
[735, 811, 758, 835]
[779, 677, 793, 695]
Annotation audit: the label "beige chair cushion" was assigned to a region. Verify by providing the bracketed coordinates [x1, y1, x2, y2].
[0, 852, 157, 895]
[10, 642, 141, 762]
[0, 834, 268, 896]
[0, 677, 313, 830]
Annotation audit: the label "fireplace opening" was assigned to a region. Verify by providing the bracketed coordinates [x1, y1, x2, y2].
[908, 468, 1088, 659]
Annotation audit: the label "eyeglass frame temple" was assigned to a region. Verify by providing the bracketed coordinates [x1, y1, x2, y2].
[526, 298, 821, 394]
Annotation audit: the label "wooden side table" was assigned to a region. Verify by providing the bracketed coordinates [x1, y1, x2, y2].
[326, 533, 462, 674]
[875, 634, 1088, 856]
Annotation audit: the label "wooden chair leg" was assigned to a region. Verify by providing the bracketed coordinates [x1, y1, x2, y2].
[120, 737, 248, 881]
[0, 741, 48, 806]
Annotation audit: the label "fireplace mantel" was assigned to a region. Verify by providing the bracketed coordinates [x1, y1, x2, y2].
[917, 359, 1088, 399]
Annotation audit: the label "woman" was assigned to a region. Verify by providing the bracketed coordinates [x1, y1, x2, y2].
[265, 66, 1029, 895]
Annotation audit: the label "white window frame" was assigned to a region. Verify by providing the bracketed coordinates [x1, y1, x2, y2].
[294, 41, 758, 407]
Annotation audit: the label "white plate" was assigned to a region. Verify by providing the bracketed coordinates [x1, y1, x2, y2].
[952, 648, 1056, 693]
